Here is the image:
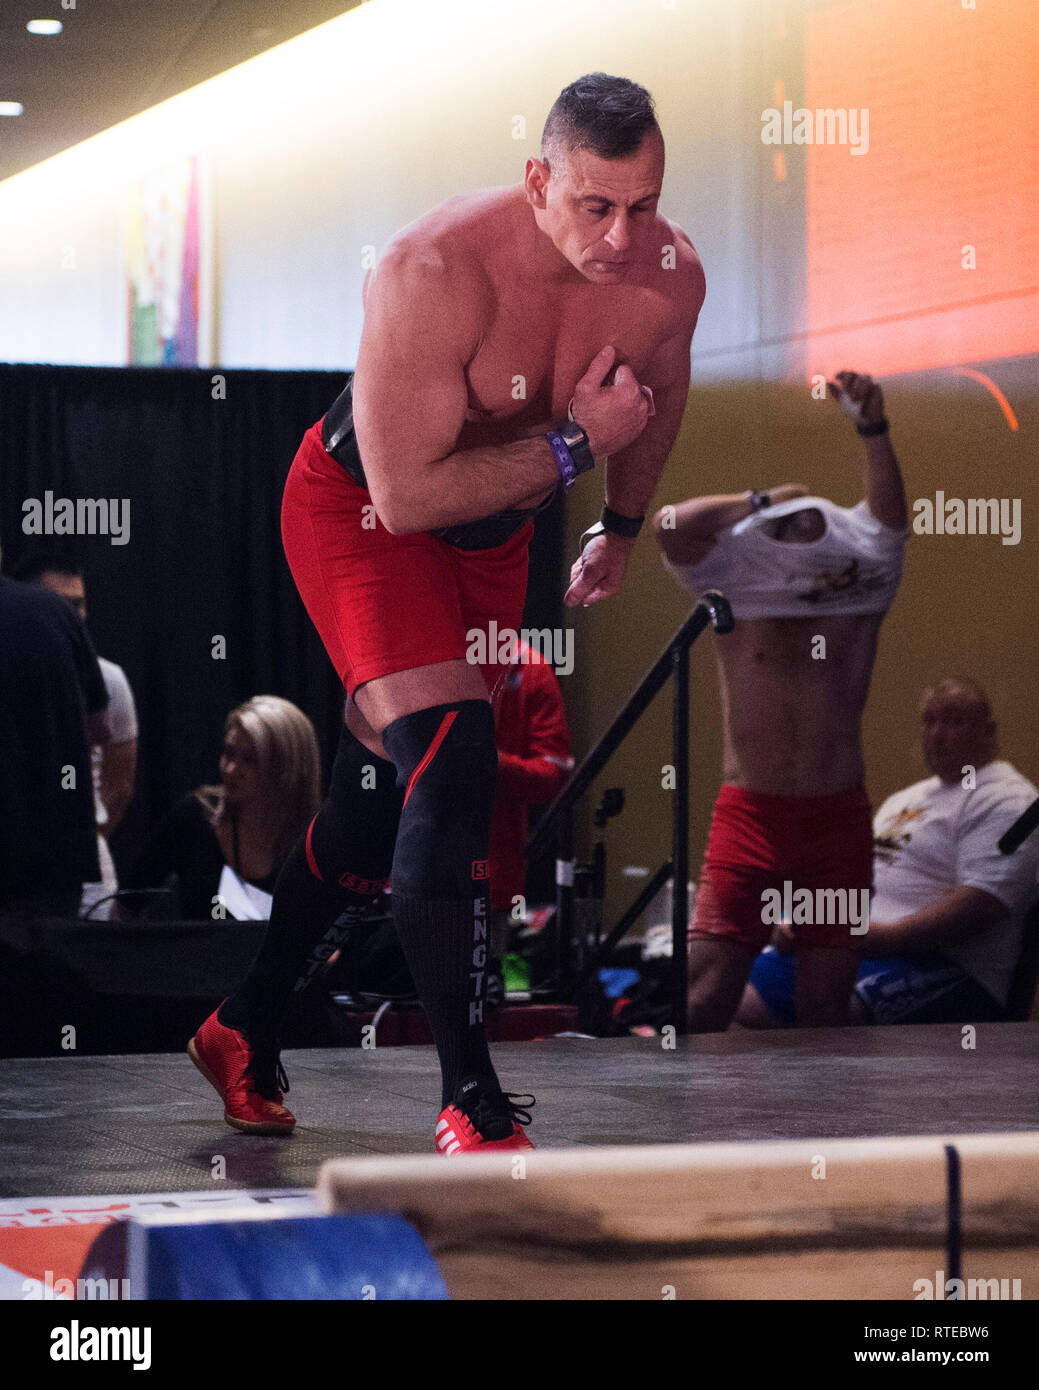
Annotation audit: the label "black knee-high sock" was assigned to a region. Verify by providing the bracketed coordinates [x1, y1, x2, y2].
[219, 724, 403, 1038]
[381, 700, 499, 1107]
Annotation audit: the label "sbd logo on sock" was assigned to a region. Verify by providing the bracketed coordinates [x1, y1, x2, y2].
[337, 870, 388, 895]
[471, 860, 489, 880]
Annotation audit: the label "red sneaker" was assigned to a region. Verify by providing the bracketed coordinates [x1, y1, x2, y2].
[435, 1079, 535, 1155]
[187, 1007, 296, 1135]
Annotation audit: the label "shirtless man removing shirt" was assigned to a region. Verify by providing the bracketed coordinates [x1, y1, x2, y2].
[656, 372, 908, 1032]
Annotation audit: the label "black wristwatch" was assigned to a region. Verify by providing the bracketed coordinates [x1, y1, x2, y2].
[545, 420, 596, 489]
[561, 420, 595, 472]
[601, 504, 643, 538]
[580, 505, 644, 550]
[749, 490, 771, 512]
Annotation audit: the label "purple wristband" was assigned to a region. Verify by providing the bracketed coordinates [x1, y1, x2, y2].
[545, 430, 578, 489]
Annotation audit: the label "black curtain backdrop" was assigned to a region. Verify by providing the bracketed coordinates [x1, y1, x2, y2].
[0, 365, 565, 880]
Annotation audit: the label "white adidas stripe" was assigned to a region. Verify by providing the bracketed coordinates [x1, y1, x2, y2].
[436, 1120, 461, 1155]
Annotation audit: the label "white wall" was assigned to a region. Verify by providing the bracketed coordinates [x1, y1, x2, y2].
[1, 0, 1033, 382]
[0, 0, 772, 375]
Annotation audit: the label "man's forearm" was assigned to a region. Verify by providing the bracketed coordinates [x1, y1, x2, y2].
[862, 432, 908, 531]
[604, 449, 669, 521]
[862, 886, 1006, 953]
[604, 383, 689, 520]
[378, 435, 564, 535]
[659, 492, 753, 540]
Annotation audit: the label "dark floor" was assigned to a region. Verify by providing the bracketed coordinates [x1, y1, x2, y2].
[2, 1022, 1037, 1197]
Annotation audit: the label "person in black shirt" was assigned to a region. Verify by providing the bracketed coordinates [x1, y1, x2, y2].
[0, 553, 110, 916]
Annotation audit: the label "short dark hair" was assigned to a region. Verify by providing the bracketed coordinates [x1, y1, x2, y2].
[921, 677, 994, 723]
[541, 73, 658, 167]
[5, 548, 82, 584]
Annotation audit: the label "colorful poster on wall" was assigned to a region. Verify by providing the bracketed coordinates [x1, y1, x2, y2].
[125, 155, 211, 365]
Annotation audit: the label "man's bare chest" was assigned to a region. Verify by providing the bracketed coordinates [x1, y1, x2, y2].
[461, 285, 673, 429]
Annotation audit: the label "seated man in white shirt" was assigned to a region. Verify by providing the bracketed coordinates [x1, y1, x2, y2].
[657, 371, 909, 1029]
[740, 678, 1039, 1025]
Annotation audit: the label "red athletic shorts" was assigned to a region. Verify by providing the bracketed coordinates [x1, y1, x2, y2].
[280, 419, 533, 700]
[690, 784, 873, 950]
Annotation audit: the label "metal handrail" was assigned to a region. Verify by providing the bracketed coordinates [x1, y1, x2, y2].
[526, 591, 733, 1032]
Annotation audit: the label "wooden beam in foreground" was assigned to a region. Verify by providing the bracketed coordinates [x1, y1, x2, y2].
[317, 1134, 1039, 1300]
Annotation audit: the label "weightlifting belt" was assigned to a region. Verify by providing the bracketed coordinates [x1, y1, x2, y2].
[321, 377, 556, 550]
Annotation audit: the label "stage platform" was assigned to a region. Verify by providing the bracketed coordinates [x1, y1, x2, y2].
[3, 1021, 1037, 1198]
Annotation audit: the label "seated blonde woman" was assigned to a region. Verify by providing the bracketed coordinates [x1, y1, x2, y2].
[123, 696, 321, 921]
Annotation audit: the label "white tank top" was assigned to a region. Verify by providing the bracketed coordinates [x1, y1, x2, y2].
[663, 497, 907, 619]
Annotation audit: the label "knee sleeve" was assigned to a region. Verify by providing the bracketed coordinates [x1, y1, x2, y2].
[382, 700, 497, 898]
[305, 723, 403, 894]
